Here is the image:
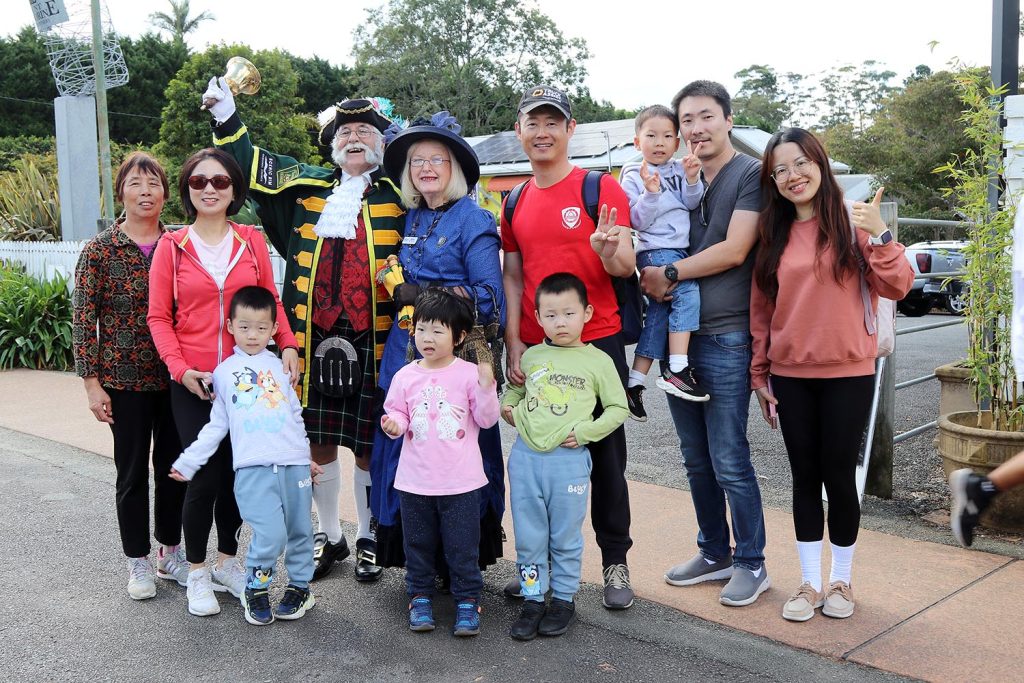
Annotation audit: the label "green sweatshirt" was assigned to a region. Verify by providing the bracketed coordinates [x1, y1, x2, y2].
[502, 342, 628, 453]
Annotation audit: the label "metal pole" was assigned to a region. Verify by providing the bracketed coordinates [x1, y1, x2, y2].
[90, 0, 114, 225]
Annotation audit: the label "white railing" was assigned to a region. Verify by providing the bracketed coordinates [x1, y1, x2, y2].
[0, 238, 287, 295]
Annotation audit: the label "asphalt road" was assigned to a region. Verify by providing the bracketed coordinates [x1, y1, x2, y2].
[2, 428, 911, 683]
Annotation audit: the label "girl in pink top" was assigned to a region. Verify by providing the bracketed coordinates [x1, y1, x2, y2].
[381, 289, 499, 636]
[749, 128, 912, 624]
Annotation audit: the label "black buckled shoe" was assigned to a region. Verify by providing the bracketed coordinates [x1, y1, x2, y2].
[354, 537, 383, 583]
[538, 598, 576, 636]
[509, 600, 546, 641]
[312, 532, 350, 582]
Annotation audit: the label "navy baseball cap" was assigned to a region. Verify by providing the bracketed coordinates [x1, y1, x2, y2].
[518, 85, 572, 119]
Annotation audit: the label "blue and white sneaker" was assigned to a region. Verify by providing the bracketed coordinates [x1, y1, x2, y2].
[453, 600, 481, 637]
[275, 585, 315, 620]
[241, 586, 274, 625]
[408, 595, 435, 632]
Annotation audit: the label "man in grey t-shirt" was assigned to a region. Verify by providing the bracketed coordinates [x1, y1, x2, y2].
[640, 80, 768, 607]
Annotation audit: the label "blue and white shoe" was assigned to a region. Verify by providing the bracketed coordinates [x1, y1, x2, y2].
[241, 586, 274, 625]
[408, 595, 435, 632]
[453, 600, 481, 637]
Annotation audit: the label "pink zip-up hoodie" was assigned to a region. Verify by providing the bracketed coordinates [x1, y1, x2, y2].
[148, 222, 296, 383]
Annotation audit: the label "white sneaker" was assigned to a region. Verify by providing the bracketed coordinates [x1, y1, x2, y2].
[126, 557, 156, 600]
[211, 557, 246, 598]
[156, 545, 189, 587]
[186, 567, 221, 616]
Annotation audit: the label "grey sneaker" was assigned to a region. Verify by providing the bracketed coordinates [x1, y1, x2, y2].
[602, 564, 634, 609]
[211, 557, 246, 598]
[664, 553, 733, 586]
[719, 565, 771, 606]
[126, 557, 156, 600]
[156, 545, 188, 587]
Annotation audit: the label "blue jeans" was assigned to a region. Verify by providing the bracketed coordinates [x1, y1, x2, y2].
[635, 249, 700, 361]
[399, 488, 482, 602]
[666, 330, 766, 570]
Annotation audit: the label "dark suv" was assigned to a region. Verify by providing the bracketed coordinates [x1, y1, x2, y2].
[897, 240, 966, 317]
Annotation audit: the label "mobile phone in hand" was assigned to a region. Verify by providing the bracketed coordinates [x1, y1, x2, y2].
[767, 378, 777, 429]
[198, 378, 213, 401]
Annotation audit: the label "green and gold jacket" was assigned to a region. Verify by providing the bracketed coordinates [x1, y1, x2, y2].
[213, 113, 405, 404]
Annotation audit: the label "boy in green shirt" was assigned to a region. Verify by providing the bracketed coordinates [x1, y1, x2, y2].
[501, 273, 628, 640]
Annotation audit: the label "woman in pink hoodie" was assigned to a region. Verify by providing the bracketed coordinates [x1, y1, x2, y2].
[749, 128, 912, 623]
[148, 148, 298, 617]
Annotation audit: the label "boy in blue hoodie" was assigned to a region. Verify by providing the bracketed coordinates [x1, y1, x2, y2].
[171, 286, 321, 625]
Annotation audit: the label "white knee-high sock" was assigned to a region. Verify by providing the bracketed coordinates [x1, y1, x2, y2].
[353, 465, 373, 541]
[313, 459, 343, 543]
[796, 540, 823, 592]
[829, 542, 856, 585]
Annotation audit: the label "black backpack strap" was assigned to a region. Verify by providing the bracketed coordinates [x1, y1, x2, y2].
[581, 170, 607, 224]
[502, 180, 529, 226]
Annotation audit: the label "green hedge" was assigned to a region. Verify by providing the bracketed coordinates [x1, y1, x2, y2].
[0, 261, 74, 371]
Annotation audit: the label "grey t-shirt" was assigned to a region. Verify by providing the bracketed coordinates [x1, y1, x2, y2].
[688, 152, 762, 335]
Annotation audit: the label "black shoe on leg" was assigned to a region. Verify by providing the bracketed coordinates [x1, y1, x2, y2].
[312, 532, 350, 581]
[509, 600, 546, 641]
[538, 598, 576, 636]
[354, 537, 383, 582]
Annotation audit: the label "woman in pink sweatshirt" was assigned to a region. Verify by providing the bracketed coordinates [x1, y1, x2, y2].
[749, 128, 912, 623]
[148, 148, 297, 617]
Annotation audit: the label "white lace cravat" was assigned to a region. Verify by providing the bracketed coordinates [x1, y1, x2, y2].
[313, 174, 368, 239]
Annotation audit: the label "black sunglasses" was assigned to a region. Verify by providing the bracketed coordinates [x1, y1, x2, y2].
[187, 174, 232, 191]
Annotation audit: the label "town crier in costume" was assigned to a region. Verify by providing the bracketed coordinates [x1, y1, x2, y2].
[202, 77, 405, 583]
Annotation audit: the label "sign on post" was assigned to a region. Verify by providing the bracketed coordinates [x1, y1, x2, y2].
[29, 0, 69, 32]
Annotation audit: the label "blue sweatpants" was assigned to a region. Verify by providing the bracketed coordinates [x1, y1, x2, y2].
[508, 438, 592, 603]
[234, 464, 315, 589]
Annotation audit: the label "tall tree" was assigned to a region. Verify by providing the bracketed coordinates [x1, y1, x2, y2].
[731, 65, 796, 133]
[813, 60, 898, 132]
[290, 55, 363, 114]
[352, 0, 591, 135]
[148, 0, 214, 44]
[0, 26, 58, 138]
[107, 33, 188, 144]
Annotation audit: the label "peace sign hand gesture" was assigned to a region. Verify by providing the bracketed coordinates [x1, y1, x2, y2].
[589, 204, 623, 260]
[682, 140, 703, 184]
[639, 160, 661, 194]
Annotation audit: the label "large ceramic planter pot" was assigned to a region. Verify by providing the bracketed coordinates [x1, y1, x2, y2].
[935, 362, 977, 418]
[936, 410, 1024, 532]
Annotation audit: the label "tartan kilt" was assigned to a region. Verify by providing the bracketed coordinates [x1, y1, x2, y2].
[303, 315, 380, 456]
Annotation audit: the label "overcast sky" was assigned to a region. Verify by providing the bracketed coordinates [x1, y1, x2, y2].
[5, 0, 1002, 111]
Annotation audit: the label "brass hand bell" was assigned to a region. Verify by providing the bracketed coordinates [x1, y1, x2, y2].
[200, 57, 261, 111]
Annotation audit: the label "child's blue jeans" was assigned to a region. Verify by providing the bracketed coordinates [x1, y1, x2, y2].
[509, 438, 592, 603]
[635, 248, 701, 361]
[234, 464, 314, 589]
[399, 488, 482, 602]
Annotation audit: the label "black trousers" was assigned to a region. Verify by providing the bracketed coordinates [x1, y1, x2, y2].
[772, 374, 874, 547]
[169, 382, 242, 563]
[107, 388, 185, 558]
[585, 333, 633, 566]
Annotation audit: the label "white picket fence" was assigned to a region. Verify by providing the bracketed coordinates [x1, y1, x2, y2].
[0, 238, 287, 294]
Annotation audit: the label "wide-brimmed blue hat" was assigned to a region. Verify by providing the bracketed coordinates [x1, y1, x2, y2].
[383, 112, 479, 188]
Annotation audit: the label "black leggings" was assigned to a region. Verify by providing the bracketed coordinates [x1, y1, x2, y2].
[170, 382, 242, 564]
[772, 374, 874, 547]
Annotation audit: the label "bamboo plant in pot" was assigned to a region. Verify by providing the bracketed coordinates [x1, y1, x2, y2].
[934, 72, 1024, 531]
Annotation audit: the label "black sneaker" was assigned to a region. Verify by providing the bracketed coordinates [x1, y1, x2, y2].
[275, 584, 315, 620]
[354, 537, 383, 583]
[538, 598, 576, 636]
[626, 385, 648, 422]
[509, 600, 546, 641]
[950, 468, 995, 547]
[656, 365, 710, 402]
[312, 532, 350, 581]
[241, 586, 274, 625]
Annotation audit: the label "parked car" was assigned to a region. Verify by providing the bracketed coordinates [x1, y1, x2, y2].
[897, 240, 966, 317]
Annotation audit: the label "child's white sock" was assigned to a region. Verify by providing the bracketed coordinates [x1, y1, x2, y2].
[627, 369, 646, 388]
[829, 542, 856, 585]
[797, 540, 823, 592]
[312, 459, 343, 543]
[669, 354, 688, 373]
[353, 464, 373, 541]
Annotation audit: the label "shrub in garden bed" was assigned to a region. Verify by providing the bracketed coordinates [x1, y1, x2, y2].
[0, 260, 74, 371]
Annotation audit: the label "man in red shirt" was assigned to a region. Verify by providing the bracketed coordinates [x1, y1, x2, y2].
[501, 85, 637, 610]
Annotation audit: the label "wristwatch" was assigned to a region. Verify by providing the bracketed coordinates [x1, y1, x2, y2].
[869, 229, 893, 246]
[664, 264, 680, 282]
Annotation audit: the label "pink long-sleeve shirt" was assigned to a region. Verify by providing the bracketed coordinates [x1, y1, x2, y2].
[382, 358, 500, 496]
[750, 217, 914, 390]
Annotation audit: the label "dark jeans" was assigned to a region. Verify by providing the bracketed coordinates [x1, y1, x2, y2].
[399, 488, 482, 602]
[772, 374, 874, 547]
[170, 382, 241, 564]
[667, 330, 766, 570]
[107, 388, 185, 558]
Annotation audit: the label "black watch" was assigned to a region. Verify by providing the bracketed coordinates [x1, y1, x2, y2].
[664, 264, 679, 282]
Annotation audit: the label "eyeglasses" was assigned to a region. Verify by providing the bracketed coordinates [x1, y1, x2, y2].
[771, 158, 815, 183]
[337, 127, 378, 140]
[187, 174, 232, 191]
[409, 156, 451, 168]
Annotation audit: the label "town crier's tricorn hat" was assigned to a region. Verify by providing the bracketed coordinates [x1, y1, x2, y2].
[317, 97, 396, 147]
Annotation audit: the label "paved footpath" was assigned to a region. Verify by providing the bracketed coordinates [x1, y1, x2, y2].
[2, 369, 1021, 682]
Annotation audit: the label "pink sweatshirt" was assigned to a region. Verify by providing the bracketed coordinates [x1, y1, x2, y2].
[382, 358, 500, 496]
[750, 217, 914, 390]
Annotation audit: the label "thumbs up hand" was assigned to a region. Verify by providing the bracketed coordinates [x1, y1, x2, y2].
[852, 187, 887, 237]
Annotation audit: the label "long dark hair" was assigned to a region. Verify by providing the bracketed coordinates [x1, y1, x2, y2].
[753, 127, 857, 302]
